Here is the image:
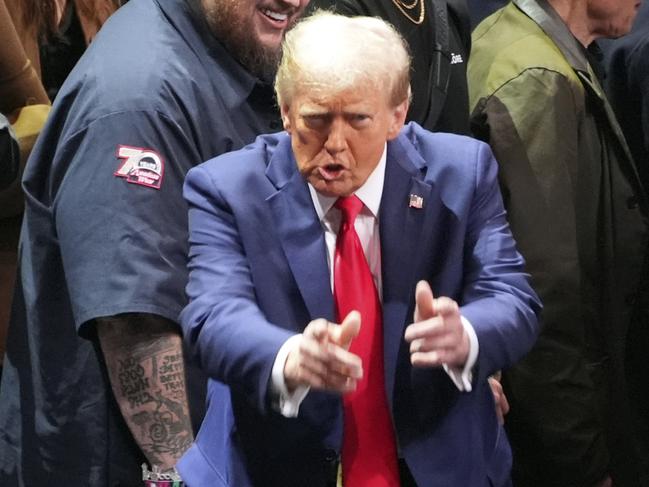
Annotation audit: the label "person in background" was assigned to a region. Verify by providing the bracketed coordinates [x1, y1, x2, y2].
[0, 114, 19, 190]
[0, 0, 123, 380]
[468, 0, 649, 485]
[604, 2, 649, 189]
[0, 0, 309, 485]
[178, 11, 540, 486]
[602, 4, 649, 484]
[6, 0, 125, 100]
[0, 0, 50, 380]
[465, 0, 506, 28]
[310, 0, 472, 135]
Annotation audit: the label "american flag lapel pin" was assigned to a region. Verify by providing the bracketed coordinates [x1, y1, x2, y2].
[409, 194, 424, 209]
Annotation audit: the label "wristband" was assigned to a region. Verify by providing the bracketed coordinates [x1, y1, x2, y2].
[142, 463, 183, 487]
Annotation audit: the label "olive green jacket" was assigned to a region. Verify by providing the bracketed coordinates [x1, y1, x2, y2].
[468, 1, 649, 486]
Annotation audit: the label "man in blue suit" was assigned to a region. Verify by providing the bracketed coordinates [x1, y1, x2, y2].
[179, 11, 541, 487]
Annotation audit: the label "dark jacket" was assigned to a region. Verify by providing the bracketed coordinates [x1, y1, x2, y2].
[468, 0, 649, 485]
[603, 2, 649, 191]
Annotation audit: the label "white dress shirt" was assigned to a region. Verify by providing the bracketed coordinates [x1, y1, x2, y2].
[271, 146, 479, 417]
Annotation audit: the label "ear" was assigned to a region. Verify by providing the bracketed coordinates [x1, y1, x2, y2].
[386, 98, 409, 140]
[280, 104, 292, 133]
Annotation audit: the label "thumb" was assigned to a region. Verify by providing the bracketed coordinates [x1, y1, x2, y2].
[331, 310, 361, 349]
[414, 280, 436, 322]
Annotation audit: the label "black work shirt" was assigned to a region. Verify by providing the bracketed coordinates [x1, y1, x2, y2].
[0, 0, 281, 485]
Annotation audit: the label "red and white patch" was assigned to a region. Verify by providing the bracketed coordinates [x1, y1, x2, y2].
[114, 145, 164, 190]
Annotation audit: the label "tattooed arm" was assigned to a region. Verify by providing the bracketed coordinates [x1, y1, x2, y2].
[96, 313, 194, 471]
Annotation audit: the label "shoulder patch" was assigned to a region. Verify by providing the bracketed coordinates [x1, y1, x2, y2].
[114, 145, 165, 190]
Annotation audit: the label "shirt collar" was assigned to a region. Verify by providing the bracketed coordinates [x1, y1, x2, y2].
[309, 144, 387, 222]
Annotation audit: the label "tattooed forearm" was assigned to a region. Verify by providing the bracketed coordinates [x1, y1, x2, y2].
[159, 352, 185, 396]
[118, 356, 155, 408]
[97, 313, 194, 470]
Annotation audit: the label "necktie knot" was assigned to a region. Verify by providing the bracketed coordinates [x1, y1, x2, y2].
[335, 195, 363, 225]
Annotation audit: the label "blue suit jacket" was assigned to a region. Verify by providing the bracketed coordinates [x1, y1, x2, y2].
[178, 123, 541, 486]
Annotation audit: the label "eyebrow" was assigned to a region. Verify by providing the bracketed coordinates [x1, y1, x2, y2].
[299, 106, 330, 116]
[300, 107, 373, 117]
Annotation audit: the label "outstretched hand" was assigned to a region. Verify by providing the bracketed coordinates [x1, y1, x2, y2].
[284, 311, 363, 393]
[404, 280, 470, 368]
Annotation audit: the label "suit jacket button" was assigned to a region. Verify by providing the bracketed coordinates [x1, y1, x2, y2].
[627, 195, 639, 209]
[626, 293, 637, 306]
[323, 449, 338, 462]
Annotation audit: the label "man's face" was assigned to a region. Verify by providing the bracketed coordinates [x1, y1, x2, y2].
[588, 0, 642, 38]
[203, 0, 309, 79]
[281, 85, 408, 197]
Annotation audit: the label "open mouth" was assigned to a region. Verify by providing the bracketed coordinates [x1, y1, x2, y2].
[261, 8, 289, 25]
[319, 163, 345, 181]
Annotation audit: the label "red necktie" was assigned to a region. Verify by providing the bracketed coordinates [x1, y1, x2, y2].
[333, 195, 400, 487]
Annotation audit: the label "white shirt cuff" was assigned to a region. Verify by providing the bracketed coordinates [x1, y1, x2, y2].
[270, 334, 310, 417]
[443, 316, 479, 392]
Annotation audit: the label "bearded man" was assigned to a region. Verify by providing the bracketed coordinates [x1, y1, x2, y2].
[0, 0, 309, 485]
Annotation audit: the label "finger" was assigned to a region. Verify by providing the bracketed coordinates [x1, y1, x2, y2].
[500, 393, 510, 416]
[409, 334, 462, 355]
[495, 400, 505, 425]
[293, 365, 356, 393]
[321, 374, 358, 393]
[288, 349, 355, 393]
[410, 350, 440, 368]
[330, 310, 361, 349]
[410, 346, 467, 368]
[432, 297, 460, 318]
[303, 318, 331, 343]
[318, 355, 361, 392]
[296, 338, 363, 387]
[324, 376, 359, 393]
[488, 377, 509, 424]
[404, 316, 444, 342]
[414, 280, 435, 322]
[284, 337, 328, 390]
[325, 342, 363, 379]
[300, 349, 361, 393]
[497, 383, 510, 416]
[293, 337, 332, 377]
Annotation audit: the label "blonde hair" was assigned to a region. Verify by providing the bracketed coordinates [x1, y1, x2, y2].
[275, 11, 411, 108]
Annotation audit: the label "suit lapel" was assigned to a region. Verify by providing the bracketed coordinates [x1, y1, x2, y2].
[266, 136, 335, 322]
[380, 135, 432, 409]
